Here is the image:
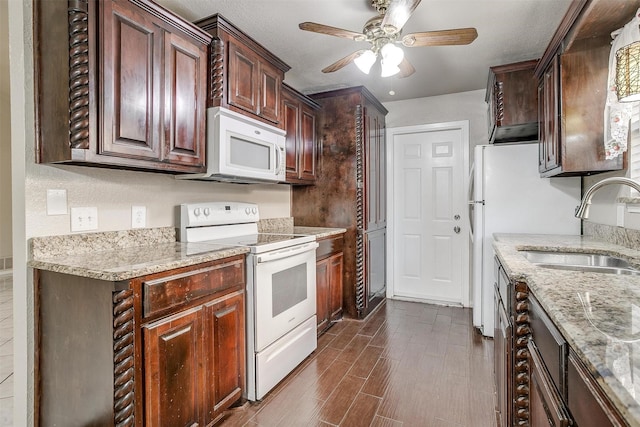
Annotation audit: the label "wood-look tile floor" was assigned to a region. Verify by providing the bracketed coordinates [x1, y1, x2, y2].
[218, 299, 497, 427]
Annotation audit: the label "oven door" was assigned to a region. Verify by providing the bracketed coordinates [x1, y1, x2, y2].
[253, 242, 318, 352]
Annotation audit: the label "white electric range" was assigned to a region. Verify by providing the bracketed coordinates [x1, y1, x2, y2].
[178, 202, 318, 401]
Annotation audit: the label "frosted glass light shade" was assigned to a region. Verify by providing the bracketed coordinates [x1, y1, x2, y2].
[380, 42, 404, 67]
[616, 41, 640, 102]
[380, 59, 400, 77]
[354, 50, 376, 74]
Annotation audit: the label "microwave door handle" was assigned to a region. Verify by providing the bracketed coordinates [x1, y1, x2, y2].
[276, 146, 284, 174]
[256, 242, 319, 263]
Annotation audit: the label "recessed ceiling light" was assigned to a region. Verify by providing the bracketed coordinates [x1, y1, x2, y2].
[389, 90, 396, 96]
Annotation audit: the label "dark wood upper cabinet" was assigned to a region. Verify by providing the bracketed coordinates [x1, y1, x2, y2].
[534, 0, 640, 177]
[486, 60, 539, 144]
[282, 84, 321, 184]
[35, 0, 210, 173]
[195, 14, 291, 127]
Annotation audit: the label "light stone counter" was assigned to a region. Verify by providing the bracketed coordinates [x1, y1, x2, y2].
[493, 233, 640, 427]
[28, 227, 249, 282]
[293, 226, 347, 239]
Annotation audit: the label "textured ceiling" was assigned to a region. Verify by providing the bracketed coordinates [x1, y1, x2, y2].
[155, 0, 573, 103]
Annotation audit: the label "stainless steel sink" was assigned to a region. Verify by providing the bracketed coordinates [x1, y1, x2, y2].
[520, 250, 640, 276]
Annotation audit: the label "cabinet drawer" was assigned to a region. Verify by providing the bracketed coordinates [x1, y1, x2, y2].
[530, 295, 567, 399]
[142, 257, 245, 318]
[316, 235, 344, 260]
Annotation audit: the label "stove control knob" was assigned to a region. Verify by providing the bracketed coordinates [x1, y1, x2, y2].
[193, 207, 201, 217]
[245, 207, 251, 215]
[251, 207, 257, 215]
[203, 207, 211, 217]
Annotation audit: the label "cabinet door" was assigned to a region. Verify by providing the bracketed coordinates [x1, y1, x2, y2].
[316, 257, 330, 333]
[540, 56, 560, 173]
[259, 60, 282, 124]
[100, 0, 162, 161]
[204, 290, 245, 424]
[299, 105, 317, 181]
[143, 307, 203, 427]
[567, 350, 625, 427]
[228, 40, 259, 115]
[528, 341, 571, 427]
[365, 229, 386, 303]
[377, 119, 387, 227]
[494, 288, 511, 427]
[365, 105, 387, 229]
[163, 31, 207, 168]
[328, 252, 344, 321]
[283, 96, 301, 180]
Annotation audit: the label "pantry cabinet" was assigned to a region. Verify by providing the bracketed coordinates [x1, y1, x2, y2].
[293, 86, 388, 319]
[534, 0, 639, 177]
[315, 234, 345, 335]
[282, 84, 321, 184]
[195, 14, 291, 127]
[486, 60, 539, 144]
[35, 0, 210, 173]
[35, 255, 246, 427]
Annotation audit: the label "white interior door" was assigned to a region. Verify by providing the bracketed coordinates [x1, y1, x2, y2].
[388, 122, 469, 305]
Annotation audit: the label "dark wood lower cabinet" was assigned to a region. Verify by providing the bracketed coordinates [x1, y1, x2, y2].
[494, 285, 511, 427]
[36, 255, 246, 427]
[567, 350, 626, 427]
[528, 340, 571, 427]
[205, 291, 245, 423]
[144, 307, 204, 427]
[315, 234, 345, 335]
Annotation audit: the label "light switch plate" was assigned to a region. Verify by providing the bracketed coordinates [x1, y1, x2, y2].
[46, 189, 67, 215]
[131, 206, 146, 229]
[70, 207, 98, 232]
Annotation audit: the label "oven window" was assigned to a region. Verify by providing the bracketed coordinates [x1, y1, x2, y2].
[272, 263, 307, 317]
[230, 135, 271, 170]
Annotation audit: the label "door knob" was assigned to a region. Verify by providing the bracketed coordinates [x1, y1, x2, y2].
[454, 226, 461, 234]
[454, 214, 460, 220]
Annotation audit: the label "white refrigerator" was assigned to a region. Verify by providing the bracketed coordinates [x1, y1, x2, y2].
[470, 143, 581, 337]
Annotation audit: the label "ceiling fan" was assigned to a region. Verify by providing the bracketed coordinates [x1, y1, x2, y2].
[299, 0, 478, 78]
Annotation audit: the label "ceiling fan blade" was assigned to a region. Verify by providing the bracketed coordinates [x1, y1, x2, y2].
[321, 50, 366, 73]
[381, 0, 422, 34]
[299, 22, 365, 41]
[397, 57, 415, 78]
[401, 28, 478, 47]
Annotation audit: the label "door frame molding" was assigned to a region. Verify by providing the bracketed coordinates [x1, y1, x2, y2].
[386, 120, 470, 307]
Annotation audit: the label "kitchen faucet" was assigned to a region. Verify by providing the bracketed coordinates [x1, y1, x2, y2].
[575, 177, 640, 219]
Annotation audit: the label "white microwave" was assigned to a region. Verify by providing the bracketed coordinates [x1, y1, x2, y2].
[177, 107, 286, 183]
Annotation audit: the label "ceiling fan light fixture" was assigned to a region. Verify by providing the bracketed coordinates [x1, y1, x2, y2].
[381, 42, 404, 67]
[380, 59, 400, 77]
[354, 49, 377, 74]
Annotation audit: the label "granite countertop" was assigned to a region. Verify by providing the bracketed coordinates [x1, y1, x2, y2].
[27, 222, 346, 282]
[493, 233, 640, 426]
[28, 227, 249, 282]
[293, 226, 347, 239]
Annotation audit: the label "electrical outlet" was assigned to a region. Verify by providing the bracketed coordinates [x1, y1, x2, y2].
[132, 206, 146, 229]
[70, 207, 98, 232]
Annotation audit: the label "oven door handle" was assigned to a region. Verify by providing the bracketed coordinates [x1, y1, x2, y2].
[256, 242, 319, 263]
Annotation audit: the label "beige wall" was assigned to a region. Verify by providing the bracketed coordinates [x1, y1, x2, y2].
[0, 0, 11, 259]
[383, 89, 488, 166]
